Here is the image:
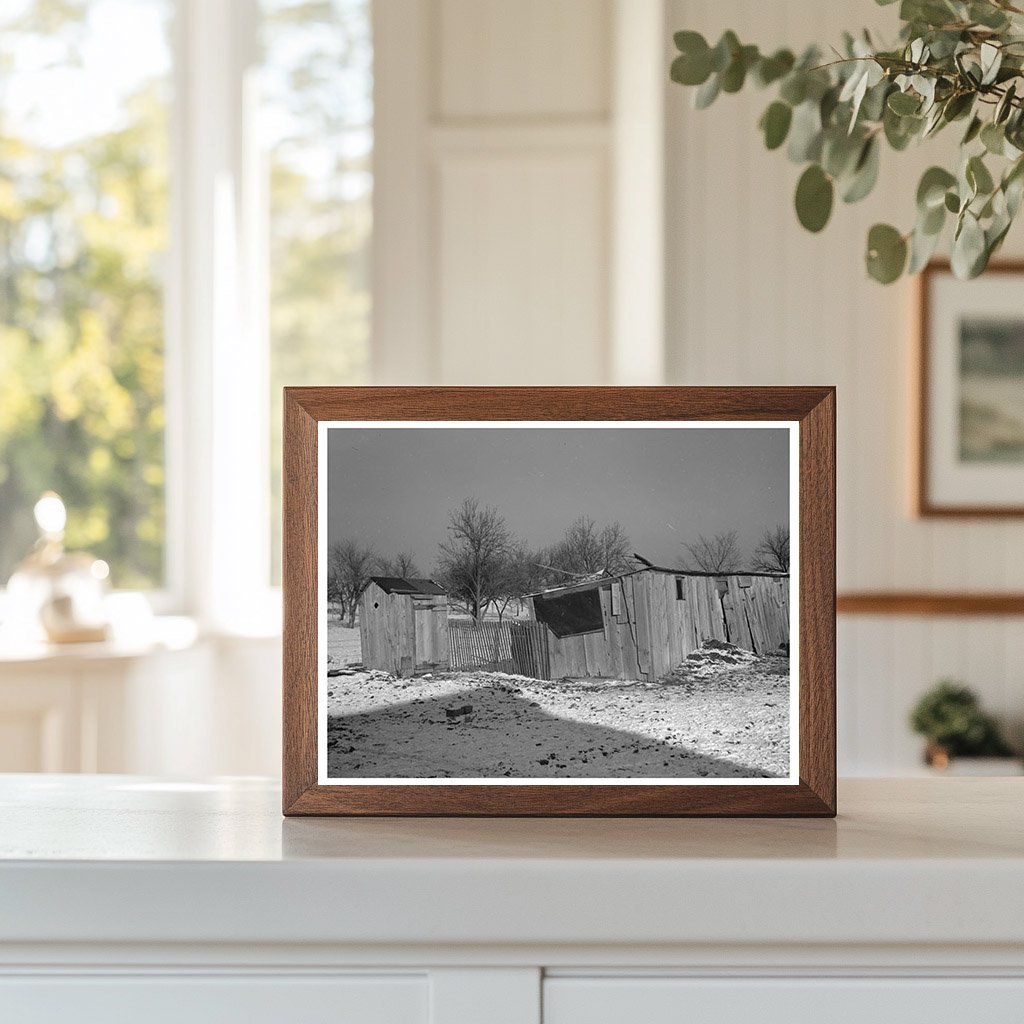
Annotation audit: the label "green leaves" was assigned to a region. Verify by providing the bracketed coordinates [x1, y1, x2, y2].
[917, 166, 957, 210]
[952, 211, 987, 278]
[669, 10, 1024, 283]
[795, 164, 834, 232]
[966, 154, 994, 197]
[759, 102, 792, 150]
[842, 137, 880, 202]
[671, 31, 712, 85]
[888, 90, 921, 115]
[866, 224, 908, 283]
[753, 49, 795, 87]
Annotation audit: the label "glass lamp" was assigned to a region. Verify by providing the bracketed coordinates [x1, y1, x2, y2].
[5, 493, 111, 644]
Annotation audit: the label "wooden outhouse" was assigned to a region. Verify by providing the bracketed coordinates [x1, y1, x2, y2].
[358, 577, 450, 677]
[526, 566, 789, 683]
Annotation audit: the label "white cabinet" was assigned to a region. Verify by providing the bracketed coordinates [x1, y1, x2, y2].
[1, 975, 428, 1024]
[0, 628, 281, 775]
[544, 978, 1024, 1024]
[1, 777, 1023, 1023]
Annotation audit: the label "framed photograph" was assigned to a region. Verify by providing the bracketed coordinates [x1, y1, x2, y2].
[283, 387, 835, 816]
[918, 261, 1024, 516]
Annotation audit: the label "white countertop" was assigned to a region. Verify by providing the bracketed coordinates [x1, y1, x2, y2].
[1, 775, 1022, 951]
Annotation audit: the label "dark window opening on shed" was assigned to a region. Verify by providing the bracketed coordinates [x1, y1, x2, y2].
[533, 588, 605, 638]
[675, 577, 684, 600]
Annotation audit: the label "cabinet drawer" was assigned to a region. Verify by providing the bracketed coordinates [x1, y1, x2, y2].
[544, 977, 1024, 1024]
[0, 974, 427, 1024]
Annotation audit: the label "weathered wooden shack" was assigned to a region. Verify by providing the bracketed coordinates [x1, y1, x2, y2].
[527, 567, 789, 683]
[358, 577, 450, 677]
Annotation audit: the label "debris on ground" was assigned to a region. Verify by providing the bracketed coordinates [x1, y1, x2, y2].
[325, 626, 790, 781]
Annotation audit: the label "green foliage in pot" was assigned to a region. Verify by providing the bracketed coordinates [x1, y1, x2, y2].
[670, 0, 1024, 283]
[909, 679, 1015, 756]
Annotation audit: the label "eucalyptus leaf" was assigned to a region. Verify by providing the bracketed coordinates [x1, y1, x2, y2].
[754, 49, 795, 87]
[970, 2, 1009, 29]
[996, 82, 1017, 124]
[980, 42, 1003, 86]
[787, 101, 823, 162]
[967, 154, 995, 195]
[779, 74, 807, 106]
[795, 164, 834, 232]
[760, 102, 793, 150]
[710, 31, 740, 73]
[866, 223, 908, 283]
[842, 137, 881, 203]
[917, 166, 957, 210]
[888, 90, 921, 115]
[671, 52, 711, 87]
[884, 106, 921, 150]
[962, 115, 983, 145]
[981, 121, 1006, 155]
[908, 222, 943, 273]
[921, 200, 946, 235]
[822, 128, 864, 178]
[861, 79, 892, 122]
[951, 212, 987, 278]
[942, 92, 974, 122]
[694, 73, 721, 109]
[721, 44, 759, 93]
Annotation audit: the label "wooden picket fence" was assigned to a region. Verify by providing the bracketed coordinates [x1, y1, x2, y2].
[448, 620, 550, 679]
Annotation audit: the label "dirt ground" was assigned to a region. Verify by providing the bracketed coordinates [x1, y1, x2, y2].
[325, 625, 790, 779]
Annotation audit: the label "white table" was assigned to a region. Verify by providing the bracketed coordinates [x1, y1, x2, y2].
[1, 776, 1023, 1023]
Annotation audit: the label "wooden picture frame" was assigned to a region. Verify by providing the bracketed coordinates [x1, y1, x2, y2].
[283, 387, 836, 817]
[917, 260, 1024, 517]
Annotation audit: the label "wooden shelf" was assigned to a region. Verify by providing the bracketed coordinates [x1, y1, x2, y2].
[837, 592, 1024, 616]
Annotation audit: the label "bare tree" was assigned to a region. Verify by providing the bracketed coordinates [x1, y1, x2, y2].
[752, 525, 790, 573]
[491, 542, 544, 621]
[329, 540, 378, 628]
[435, 498, 514, 621]
[547, 515, 632, 576]
[679, 529, 743, 573]
[376, 551, 419, 578]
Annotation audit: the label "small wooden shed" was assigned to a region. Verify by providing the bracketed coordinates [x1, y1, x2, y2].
[358, 577, 450, 677]
[526, 566, 789, 683]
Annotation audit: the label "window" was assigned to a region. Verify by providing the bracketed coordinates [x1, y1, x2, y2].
[675, 577, 684, 600]
[533, 588, 605, 639]
[0, 0, 374, 620]
[0, 0, 172, 589]
[262, 0, 372, 580]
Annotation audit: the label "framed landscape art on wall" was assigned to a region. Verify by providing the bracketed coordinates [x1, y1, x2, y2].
[282, 387, 836, 816]
[918, 262, 1024, 517]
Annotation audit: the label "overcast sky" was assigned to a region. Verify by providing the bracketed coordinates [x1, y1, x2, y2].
[327, 426, 791, 573]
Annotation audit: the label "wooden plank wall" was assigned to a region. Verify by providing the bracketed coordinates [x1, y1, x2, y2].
[359, 583, 416, 676]
[538, 571, 791, 682]
[413, 597, 450, 671]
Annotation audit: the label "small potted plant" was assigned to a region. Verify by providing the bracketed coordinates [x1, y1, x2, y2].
[910, 680, 1020, 773]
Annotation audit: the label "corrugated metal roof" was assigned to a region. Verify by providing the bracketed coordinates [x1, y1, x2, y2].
[404, 577, 447, 596]
[370, 576, 447, 596]
[525, 564, 788, 599]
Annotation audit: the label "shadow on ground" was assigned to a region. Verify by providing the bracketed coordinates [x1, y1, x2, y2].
[327, 685, 781, 780]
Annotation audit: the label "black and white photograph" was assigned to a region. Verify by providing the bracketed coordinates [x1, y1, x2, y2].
[319, 423, 797, 784]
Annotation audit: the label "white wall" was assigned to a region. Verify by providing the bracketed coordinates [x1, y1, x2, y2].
[665, 0, 1024, 772]
[373, 0, 665, 386]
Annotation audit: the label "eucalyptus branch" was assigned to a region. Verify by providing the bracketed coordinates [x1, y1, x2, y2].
[670, 0, 1024, 283]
